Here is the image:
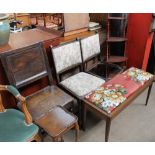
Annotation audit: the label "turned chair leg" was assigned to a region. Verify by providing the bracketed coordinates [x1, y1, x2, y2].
[145, 83, 153, 106]
[33, 134, 42, 142]
[75, 122, 79, 142]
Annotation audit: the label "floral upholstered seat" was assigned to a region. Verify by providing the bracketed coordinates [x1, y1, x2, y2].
[61, 72, 105, 97]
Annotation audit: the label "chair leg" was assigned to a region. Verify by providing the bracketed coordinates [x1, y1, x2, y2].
[60, 136, 64, 142]
[145, 83, 153, 106]
[33, 134, 42, 142]
[75, 122, 79, 142]
[52, 137, 59, 142]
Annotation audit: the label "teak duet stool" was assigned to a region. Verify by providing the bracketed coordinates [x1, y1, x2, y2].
[0, 42, 79, 142]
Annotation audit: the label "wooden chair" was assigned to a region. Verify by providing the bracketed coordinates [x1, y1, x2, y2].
[50, 40, 105, 128]
[0, 85, 40, 142]
[80, 33, 122, 80]
[0, 42, 79, 142]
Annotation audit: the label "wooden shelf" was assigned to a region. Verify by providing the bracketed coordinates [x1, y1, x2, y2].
[107, 37, 127, 42]
[108, 17, 126, 20]
[106, 56, 128, 63]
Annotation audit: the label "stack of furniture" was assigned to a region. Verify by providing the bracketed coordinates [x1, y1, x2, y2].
[0, 41, 79, 142]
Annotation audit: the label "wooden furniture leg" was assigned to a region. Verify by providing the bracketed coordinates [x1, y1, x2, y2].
[52, 136, 59, 142]
[75, 122, 79, 142]
[82, 102, 87, 131]
[145, 83, 153, 106]
[105, 118, 111, 142]
[31, 134, 42, 142]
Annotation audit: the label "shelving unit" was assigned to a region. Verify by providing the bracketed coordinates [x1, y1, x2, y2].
[105, 13, 128, 78]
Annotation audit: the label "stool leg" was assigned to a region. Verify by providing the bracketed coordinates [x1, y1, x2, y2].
[75, 122, 79, 142]
[60, 136, 64, 142]
[52, 137, 59, 142]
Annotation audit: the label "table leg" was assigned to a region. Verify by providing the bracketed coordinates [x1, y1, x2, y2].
[75, 122, 79, 142]
[105, 118, 111, 142]
[145, 83, 153, 106]
[82, 102, 87, 131]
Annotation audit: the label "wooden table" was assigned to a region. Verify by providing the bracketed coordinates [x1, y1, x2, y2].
[82, 75, 154, 142]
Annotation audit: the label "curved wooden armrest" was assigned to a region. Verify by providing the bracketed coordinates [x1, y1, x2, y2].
[0, 85, 32, 125]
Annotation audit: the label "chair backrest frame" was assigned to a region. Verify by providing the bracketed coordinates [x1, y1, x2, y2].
[79, 32, 102, 71]
[0, 42, 53, 89]
[51, 40, 83, 83]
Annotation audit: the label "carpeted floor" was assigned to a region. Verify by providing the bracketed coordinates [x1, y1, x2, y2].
[44, 83, 155, 142]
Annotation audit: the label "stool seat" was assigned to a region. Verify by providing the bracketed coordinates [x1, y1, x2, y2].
[35, 106, 79, 140]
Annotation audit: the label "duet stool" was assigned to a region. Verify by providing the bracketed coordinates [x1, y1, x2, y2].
[35, 105, 79, 142]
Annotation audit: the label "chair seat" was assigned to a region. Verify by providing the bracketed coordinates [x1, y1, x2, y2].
[35, 106, 77, 137]
[26, 85, 73, 120]
[60, 72, 105, 97]
[0, 109, 38, 142]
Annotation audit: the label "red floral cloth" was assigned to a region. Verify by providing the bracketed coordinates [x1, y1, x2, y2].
[85, 67, 153, 113]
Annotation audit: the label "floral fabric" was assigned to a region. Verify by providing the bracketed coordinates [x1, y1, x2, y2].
[60, 72, 105, 97]
[85, 84, 127, 113]
[52, 41, 82, 74]
[80, 34, 100, 61]
[85, 67, 153, 114]
[123, 67, 153, 85]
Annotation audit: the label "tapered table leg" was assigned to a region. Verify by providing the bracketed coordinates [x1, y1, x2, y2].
[105, 118, 111, 142]
[75, 122, 79, 142]
[82, 102, 87, 131]
[145, 83, 153, 106]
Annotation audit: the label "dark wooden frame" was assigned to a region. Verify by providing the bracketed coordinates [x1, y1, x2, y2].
[82, 76, 154, 142]
[79, 32, 123, 80]
[0, 42, 53, 88]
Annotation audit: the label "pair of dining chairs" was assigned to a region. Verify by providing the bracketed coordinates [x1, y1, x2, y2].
[0, 42, 79, 142]
[51, 33, 106, 129]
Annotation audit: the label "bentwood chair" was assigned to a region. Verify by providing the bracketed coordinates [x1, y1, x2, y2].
[80, 33, 122, 80]
[0, 42, 79, 142]
[50, 40, 105, 128]
[0, 85, 40, 142]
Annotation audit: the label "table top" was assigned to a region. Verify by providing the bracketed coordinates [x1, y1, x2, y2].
[0, 28, 61, 54]
[83, 68, 154, 119]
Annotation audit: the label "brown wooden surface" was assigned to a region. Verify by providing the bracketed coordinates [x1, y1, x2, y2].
[83, 76, 154, 141]
[35, 106, 79, 141]
[26, 85, 73, 120]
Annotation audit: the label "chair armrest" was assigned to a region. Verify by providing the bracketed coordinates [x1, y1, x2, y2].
[0, 85, 32, 125]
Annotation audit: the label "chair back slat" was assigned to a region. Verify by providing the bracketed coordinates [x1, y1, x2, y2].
[80, 33, 100, 62]
[51, 40, 82, 74]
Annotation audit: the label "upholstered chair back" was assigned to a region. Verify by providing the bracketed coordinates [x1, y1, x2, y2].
[51, 40, 82, 74]
[80, 33, 100, 62]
